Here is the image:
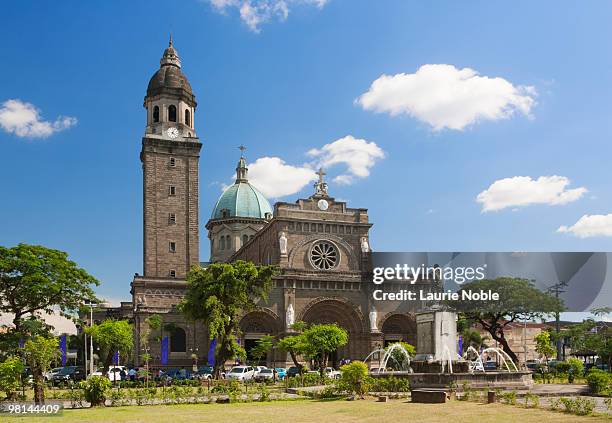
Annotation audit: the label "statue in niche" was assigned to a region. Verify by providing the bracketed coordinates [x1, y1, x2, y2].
[369, 305, 378, 331]
[360, 237, 370, 253]
[279, 231, 288, 255]
[286, 303, 295, 328]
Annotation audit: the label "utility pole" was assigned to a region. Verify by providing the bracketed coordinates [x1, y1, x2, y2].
[547, 281, 567, 361]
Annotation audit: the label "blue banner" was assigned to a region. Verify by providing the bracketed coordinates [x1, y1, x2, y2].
[458, 335, 463, 357]
[114, 351, 119, 366]
[207, 338, 216, 366]
[161, 336, 169, 365]
[18, 338, 24, 349]
[60, 334, 67, 366]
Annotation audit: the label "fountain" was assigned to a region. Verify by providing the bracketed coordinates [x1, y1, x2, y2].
[364, 343, 413, 373]
[365, 310, 533, 391]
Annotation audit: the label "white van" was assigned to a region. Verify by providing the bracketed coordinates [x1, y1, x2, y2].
[226, 366, 255, 381]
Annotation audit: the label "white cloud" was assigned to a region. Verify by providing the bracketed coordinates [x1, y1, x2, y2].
[476, 175, 587, 212]
[356, 64, 536, 131]
[247, 156, 317, 198]
[0, 99, 77, 138]
[207, 0, 328, 33]
[307, 135, 385, 181]
[225, 135, 383, 199]
[558, 214, 612, 238]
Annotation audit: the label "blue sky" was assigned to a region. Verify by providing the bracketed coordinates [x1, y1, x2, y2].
[2, 1, 612, 316]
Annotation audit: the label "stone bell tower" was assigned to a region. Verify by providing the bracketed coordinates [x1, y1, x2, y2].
[139, 37, 201, 280]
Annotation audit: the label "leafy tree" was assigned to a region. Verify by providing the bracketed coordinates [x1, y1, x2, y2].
[0, 244, 99, 337]
[0, 357, 25, 400]
[251, 335, 274, 365]
[277, 321, 309, 370]
[565, 318, 611, 371]
[23, 336, 58, 404]
[278, 335, 307, 370]
[535, 331, 556, 363]
[301, 323, 348, 377]
[384, 342, 415, 370]
[86, 320, 133, 376]
[178, 261, 276, 378]
[446, 278, 561, 363]
[337, 361, 369, 398]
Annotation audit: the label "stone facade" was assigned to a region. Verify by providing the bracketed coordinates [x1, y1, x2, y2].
[109, 40, 435, 370]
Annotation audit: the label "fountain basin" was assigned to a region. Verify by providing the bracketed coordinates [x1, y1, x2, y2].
[369, 370, 533, 391]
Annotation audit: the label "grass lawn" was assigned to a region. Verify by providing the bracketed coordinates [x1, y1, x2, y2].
[3, 399, 610, 423]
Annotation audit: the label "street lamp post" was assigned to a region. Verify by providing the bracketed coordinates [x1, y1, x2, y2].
[84, 302, 96, 376]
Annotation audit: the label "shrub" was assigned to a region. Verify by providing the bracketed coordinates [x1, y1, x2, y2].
[107, 389, 125, 407]
[523, 392, 539, 408]
[337, 361, 369, 397]
[0, 357, 25, 400]
[68, 387, 85, 408]
[302, 373, 323, 387]
[369, 376, 410, 393]
[81, 376, 112, 407]
[559, 397, 595, 415]
[586, 368, 611, 395]
[258, 384, 270, 402]
[499, 390, 517, 405]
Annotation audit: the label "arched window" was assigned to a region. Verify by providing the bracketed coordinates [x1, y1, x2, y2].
[153, 106, 160, 123]
[185, 109, 191, 127]
[226, 235, 231, 250]
[168, 105, 177, 122]
[220, 236, 225, 250]
[242, 234, 249, 246]
[170, 327, 186, 352]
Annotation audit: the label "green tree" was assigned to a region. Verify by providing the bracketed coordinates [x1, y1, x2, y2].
[251, 335, 274, 365]
[565, 318, 611, 371]
[23, 336, 58, 404]
[0, 244, 99, 338]
[384, 342, 415, 370]
[535, 331, 556, 363]
[277, 321, 309, 370]
[447, 278, 562, 363]
[278, 335, 307, 370]
[178, 261, 276, 378]
[86, 320, 133, 376]
[301, 324, 348, 377]
[0, 357, 25, 400]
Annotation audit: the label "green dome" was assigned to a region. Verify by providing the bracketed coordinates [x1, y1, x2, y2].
[211, 181, 273, 220]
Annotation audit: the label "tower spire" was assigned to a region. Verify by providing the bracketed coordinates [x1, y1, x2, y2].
[235, 146, 248, 182]
[169, 33, 173, 47]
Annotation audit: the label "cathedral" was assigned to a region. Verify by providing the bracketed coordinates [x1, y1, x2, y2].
[102, 39, 427, 368]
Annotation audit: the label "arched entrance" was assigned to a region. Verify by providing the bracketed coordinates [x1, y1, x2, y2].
[300, 298, 365, 366]
[239, 309, 280, 365]
[381, 313, 417, 347]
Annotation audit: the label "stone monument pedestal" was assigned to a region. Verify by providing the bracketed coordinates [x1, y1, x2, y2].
[414, 310, 457, 362]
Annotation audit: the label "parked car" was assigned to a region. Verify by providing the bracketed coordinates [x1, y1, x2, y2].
[91, 366, 126, 382]
[226, 366, 255, 381]
[44, 367, 63, 381]
[253, 365, 268, 375]
[287, 366, 302, 377]
[323, 367, 341, 379]
[254, 368, 276, 382]
[274, 368, 287, 380]
[52, 366, 85, 385]
[165, 368, 192, 380]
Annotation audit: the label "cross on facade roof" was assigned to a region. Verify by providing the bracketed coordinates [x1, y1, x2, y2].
[317, 167, 326, 184]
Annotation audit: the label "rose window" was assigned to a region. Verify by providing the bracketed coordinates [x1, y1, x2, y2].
[309, 241, 339, 270]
